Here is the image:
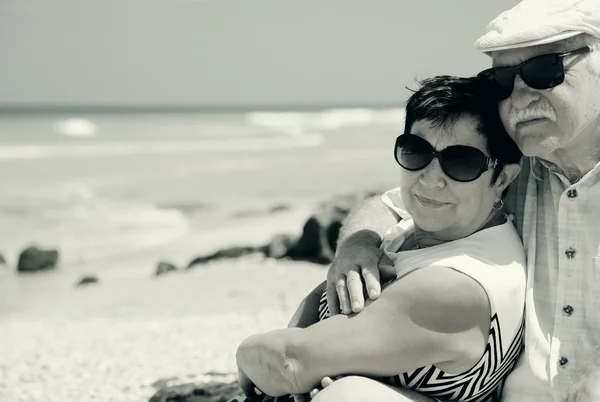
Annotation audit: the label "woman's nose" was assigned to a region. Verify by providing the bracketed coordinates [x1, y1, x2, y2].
[418, 157, 446, 188]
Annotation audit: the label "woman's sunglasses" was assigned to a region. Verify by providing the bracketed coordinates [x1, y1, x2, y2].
[477, 46, 591, 100]
[394, 134, 498, 183]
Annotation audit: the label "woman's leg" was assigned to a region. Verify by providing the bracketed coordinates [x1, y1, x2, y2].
[311, 376, 434, 402]
[225, 394, 295, 402]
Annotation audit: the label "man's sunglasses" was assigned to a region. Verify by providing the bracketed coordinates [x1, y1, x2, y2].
[477, 46, 591, 100]
[394, 134, 498, 183]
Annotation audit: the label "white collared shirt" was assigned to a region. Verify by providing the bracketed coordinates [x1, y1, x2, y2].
[501, 157, 600, 402]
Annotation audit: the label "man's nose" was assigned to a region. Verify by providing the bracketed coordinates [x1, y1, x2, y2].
[418, 158, 446, 188]
[510, 75, 542, 110]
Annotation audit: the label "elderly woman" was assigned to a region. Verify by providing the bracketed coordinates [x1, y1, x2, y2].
[227, 75, 526, 402]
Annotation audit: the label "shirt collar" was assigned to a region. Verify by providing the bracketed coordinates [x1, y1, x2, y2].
[529, 157, 548, 181]
[529, 156, 600, 186]
[529, 157, 577, 186]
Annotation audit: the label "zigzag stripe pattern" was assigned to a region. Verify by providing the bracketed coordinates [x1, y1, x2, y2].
[317, 294, 524, 401]
[390, 314, 524, 402]
[318, 292, 330, 320]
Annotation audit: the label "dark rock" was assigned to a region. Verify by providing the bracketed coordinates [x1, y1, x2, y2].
[155, 261, 178, 276]
[284, 192, 378, 264]
[17, 246, 59, 273]
[286, 216, 334, 264]
[263, 233, 297, 259]
[187, 246, 260, 269]
[269, 203, 290, 213]
[75, 275, 99, 287]
[149, 381, 241, 402]
[0, 253, 6, 265]
[150, 377, 179, 390]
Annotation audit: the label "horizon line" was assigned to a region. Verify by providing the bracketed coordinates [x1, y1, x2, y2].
[0, 102, 407, 115]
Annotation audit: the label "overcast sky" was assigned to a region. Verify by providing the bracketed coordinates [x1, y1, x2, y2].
[0, 0, 519, 107]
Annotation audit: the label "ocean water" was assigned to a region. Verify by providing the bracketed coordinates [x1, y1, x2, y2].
[0, 108, 405, 268]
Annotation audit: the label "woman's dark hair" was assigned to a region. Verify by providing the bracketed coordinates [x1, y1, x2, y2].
[403, 75, 522, 184]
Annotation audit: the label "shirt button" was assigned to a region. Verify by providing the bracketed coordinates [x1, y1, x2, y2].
[563, 305, 574, 316]
[559, 357, 569, 367]
[567, 189, 578, 198]
[565, 248, 576, 259]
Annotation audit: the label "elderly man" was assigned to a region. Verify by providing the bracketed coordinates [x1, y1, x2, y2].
[321, 0, 600, 401]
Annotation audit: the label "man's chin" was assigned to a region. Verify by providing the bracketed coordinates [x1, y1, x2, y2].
[516, 135, 559, 159]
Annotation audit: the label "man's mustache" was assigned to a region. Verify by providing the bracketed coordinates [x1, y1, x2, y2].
[508, 103, 557, 131]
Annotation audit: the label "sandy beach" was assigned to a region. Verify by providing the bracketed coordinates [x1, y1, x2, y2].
[0, 207, 329, 402]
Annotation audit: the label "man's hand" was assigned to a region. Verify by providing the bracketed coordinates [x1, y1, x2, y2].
[326, 230, 396, 315]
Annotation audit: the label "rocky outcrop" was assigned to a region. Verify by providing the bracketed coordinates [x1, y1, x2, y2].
[185, 190, 380, 269]
[17, 246, 59, 273]
[187, 247, 261, 269]
[263, 234, 297, 259]
[149, 377, 241, 402]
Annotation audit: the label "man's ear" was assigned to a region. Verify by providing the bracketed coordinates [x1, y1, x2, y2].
[495, 163, 521, 195]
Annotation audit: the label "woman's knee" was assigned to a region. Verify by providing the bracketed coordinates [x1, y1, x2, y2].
[311, 376, 374, 402]
[311, 376, 431, 402]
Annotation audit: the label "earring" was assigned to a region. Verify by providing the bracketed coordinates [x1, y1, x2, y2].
[493, 199, 504, 211]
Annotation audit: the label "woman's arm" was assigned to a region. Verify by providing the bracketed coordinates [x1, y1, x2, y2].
[236, 266, 490, 396]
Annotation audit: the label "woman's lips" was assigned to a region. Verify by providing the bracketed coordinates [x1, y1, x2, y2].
[415, 195, 450, 209]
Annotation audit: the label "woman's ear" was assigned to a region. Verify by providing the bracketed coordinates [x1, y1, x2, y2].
[495, 163, 521, 195]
